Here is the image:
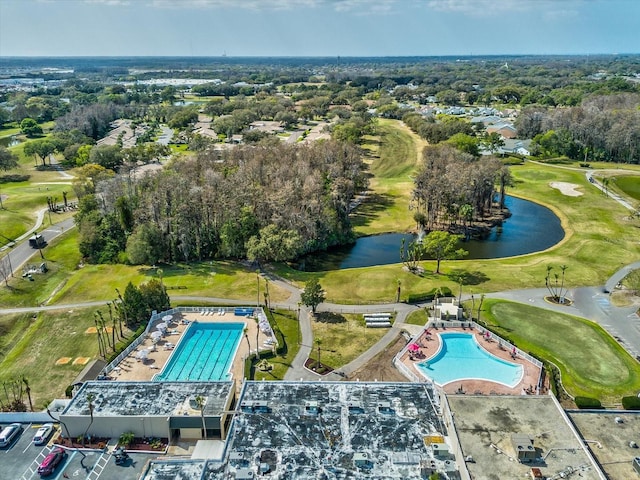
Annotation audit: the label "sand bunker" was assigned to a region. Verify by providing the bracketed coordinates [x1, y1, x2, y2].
[73, 357, 91, 365]
[85, 326, 113, 334]
[55, 357, 72, 365]
[550, 182, 582, 197]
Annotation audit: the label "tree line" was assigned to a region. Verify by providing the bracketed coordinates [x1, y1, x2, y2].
[74, 140, 367, 265]
[517, 93, 640, 163]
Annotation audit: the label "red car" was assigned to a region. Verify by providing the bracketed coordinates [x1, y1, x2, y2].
[37, 447, 67, 477]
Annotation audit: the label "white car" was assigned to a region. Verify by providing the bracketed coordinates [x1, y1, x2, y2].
[33, 423, 54, 446]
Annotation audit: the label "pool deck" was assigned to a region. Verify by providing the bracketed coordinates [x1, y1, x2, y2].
[111, 310, 275, 384]
[400, 327, 545, 395]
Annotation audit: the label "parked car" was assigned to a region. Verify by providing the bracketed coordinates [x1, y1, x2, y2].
[0, 423, 22, 447]
[33, 423, 54, 446]
[37, 447, 67, 477]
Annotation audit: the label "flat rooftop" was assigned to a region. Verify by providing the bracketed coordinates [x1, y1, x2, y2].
[63, 381, 234, 417]
[447, 395, 603, 480]
[568, 410, 640, 480]
[223, 381, 461, 479]
[140, 460, 206, 480]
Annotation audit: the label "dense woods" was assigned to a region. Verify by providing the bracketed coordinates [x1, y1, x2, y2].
[2, 55, 640, 266]
[75, 140, 367, 264]
[412, 144, 511, 236]
[518, 93, 640, 163]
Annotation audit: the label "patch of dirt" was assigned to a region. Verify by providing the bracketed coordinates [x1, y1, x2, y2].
[72, 357, 91, 365]
[55, 357, 72, 365]
[610, 289, 640, 308]
[346, 334, 409, 382]
[304, 358, 334, 375]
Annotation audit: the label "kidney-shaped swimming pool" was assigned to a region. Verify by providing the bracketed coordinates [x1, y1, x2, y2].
[416, 332, 524, 388]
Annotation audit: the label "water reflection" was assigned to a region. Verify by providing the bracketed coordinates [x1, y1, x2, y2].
[298, 195, 564, 271]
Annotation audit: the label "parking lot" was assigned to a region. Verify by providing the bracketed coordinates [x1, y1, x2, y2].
[1, 423, 158, 480]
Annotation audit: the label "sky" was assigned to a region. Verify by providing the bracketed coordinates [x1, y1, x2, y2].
[1, 0, 639, 57]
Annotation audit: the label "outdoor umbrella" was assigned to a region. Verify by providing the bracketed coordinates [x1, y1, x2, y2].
[162, 314, 173, 322]
[135, 349, 149, 360]
[408, 343, 420, 352]
[150, 331, 163, 342]
[156, 322, 168, 331]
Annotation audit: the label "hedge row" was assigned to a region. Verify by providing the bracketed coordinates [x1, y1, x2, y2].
[0, 174, 30, 183]
[622, 396, 640, 410]
[574, 396, 602, 409]
[405, 287, 453, 304]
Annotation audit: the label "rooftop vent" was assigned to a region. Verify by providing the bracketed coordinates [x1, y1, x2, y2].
[377, 401, 394, 414]
[615, 416, 624, 424]
[304, 401, 320, 415]
[348, 401, 364, 414]
[235, 468, 254, 480]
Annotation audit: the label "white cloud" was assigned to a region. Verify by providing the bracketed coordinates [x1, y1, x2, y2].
[149, 0, 396, 12]
[426, 0, 587, 17]
[84, 0, 131, 5]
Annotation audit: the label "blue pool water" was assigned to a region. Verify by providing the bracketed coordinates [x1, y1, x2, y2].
[154, 322, 244, 382]
[416, 332, 523, 387]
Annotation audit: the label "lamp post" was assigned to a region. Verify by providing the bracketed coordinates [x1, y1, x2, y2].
[297, 302, 301, 345]
[256, 270, 260, 309]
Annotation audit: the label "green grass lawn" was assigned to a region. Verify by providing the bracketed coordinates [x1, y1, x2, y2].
[405, 309, 428, 326]
[52, 260, 291, 305]
[253, 309, 301, 380]
[309, 312, 390, 369]
[481, 299, 640, 404]
[612, 175, 640, 202]
[351, 119, 424, 235]
[0, 307, 107, 408]
[0, 231, 83, 308]
[0, 134, 77, 247]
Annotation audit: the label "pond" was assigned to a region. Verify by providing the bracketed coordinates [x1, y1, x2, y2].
[0, 136, 21, 148]
[298, 195, 564, 271]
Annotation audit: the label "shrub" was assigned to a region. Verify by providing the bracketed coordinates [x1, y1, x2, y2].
[405, 287, 453, 304]
[622, 395, 640, 410]
[65, 385, 74, 398]
[574, 396, 602, 409]
[0, 174, 30, 183]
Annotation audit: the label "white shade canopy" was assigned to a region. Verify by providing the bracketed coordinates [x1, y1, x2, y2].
[135, 349, 149, 360]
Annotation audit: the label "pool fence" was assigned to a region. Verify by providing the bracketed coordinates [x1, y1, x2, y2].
[102, 306, 266, 376]
[393, 320, 544, 390]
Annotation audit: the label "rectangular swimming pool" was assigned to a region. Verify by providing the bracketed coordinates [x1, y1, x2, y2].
[154, 322, 244, 382]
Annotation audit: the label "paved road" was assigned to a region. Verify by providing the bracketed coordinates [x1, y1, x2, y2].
[156, 125, 174, 145]
[2, 217, 76, 275]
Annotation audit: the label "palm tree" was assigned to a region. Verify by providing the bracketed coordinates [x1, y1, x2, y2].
[476, 294, 485, 324]
[602, 177, 610, 197]
[81, 393, 96, 447]
[195, 395, 207, 440]
[243, 327, 251, 355]
[94, 314, 105, 358]
[119, 431, 135, 448]
[44, 400, 72, 444]
[22, 376, 33, 412]
[315, 338, 322, 370]
[255, 317, 261, 361]
[559, 265, 568, 302]
[458, 203, 473, 240]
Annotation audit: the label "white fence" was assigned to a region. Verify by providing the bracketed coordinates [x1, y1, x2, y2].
[102, 306, 261, 376]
